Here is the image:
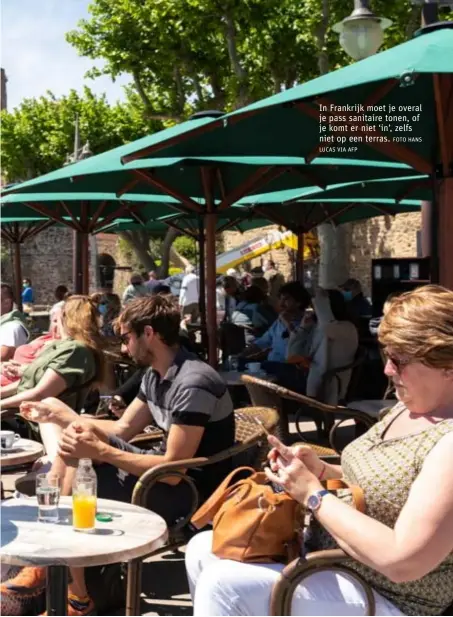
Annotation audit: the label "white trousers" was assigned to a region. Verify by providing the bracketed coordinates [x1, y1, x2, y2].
[185, 531, 405, 616]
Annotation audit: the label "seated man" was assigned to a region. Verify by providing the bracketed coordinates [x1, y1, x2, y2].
[0, 284, 29, 362]
[240, 282, 312, 390]
[12, 295, 235, 616]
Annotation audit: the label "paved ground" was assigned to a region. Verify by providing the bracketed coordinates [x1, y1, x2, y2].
[1, 418, 356, 616]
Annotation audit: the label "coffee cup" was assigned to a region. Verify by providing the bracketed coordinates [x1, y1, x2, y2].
[0, 431, 20, 450]
[247, 362, 261, 374]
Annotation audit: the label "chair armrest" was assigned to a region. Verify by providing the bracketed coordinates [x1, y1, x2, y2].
[128, 430, 164, 446]
[132, 438, 263, 531]
[269, 549, 376, 616]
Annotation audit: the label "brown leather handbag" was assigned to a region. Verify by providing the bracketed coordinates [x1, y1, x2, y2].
[191, 467, 303, 563]
[192, 468, 366, 564]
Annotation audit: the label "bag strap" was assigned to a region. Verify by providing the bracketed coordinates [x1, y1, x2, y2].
[326, 479, 366, 514]
[191, 466, 255, 529]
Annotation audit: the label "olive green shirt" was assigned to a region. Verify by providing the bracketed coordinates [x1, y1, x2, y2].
[17, 338, 96, 412]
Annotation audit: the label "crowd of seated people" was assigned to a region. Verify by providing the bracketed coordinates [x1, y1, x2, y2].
[186, 284, 453, 617]
[3, 269, 442, 617]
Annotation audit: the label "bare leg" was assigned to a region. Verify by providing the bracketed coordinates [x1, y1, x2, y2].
[39, 423, 63, 461]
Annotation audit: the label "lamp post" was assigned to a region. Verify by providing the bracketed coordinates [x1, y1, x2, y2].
[333, 0, 392, 60]
[64, 115, 92, 294]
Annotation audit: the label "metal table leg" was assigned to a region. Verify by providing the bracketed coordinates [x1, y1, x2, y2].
[46, 565, 68, 616]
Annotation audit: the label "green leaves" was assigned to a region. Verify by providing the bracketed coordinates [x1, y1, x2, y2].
[0, 88, 159, 183]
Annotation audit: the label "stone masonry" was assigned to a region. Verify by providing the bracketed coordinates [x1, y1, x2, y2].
[1, 213, 421, 303]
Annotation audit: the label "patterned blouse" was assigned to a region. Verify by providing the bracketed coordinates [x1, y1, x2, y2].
[318, 403, 453, 615]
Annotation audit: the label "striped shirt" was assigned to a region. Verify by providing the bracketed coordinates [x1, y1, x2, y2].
[137, 348, 235, 494]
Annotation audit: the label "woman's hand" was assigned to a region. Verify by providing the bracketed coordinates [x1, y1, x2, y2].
[268, 437, 325, 479]
[265, 435, 323, 505]
[1, 361, 23, 380]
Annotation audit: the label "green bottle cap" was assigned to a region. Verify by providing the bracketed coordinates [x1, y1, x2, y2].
[96, 512, 113, 522]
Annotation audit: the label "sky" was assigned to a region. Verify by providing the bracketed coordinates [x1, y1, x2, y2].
[1, 0, 129, 110]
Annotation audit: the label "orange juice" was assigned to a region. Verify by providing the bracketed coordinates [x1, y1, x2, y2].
[72, 494, 96, 531]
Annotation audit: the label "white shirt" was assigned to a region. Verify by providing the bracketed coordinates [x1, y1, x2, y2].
[1, 322, 29, 349]
[179, 273, 199, 306]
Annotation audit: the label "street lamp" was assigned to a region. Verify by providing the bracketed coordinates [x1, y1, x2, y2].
[63, 115, 94, 293]
[333, 0, 392, 60]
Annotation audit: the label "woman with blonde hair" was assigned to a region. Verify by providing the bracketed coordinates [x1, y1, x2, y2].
[0, 296, 106, 466]
[185, 284, 453, 616]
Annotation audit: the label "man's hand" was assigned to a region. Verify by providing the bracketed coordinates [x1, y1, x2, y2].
[265, 435, 322, 506]
[58, 421, 108, 461]
[109, 395, 127, 418]
[20, 398, 78, 428]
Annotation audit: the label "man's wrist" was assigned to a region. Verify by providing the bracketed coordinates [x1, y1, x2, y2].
[97, 441, 113, 463]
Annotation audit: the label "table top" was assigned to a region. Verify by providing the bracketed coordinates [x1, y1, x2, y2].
[1, 497, 168, 568]
[1, 439, 44, 469]
[218, 370, 275, 386]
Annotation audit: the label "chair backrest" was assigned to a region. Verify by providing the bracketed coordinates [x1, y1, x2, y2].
[234, 406, 279, 469]
[220, 322, 246, 357]
[242, 374, 339, 416]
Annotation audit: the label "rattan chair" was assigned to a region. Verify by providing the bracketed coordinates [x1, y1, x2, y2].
[125, 405, 279, 616]
[270, 549, 376, 615]
[270, 548, 453, 616]
[241, 374, 378, 459]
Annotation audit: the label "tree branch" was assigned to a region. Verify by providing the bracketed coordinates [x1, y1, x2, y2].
[223, 11, 250, 106]
[314, 0, 330, 76]
[132, 70, 153, 114]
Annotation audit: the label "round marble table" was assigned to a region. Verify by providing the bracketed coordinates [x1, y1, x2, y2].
[1, 497, 168, 615]
[1, 438, 44, 469]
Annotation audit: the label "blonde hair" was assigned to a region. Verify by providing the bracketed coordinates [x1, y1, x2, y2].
[61, 295, 107, 385]
[378, 285, 453, 369]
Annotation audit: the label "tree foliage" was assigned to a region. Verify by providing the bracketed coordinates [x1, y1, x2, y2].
[0, 87, 158, 183]
[65, 0, 449, 119]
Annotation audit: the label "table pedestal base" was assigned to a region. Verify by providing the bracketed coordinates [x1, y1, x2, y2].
[47, 565, 68, 616]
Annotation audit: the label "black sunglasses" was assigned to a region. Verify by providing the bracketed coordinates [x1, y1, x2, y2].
[382, 350, 411, 373]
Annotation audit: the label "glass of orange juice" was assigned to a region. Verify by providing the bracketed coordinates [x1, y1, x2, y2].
[72, 482, 97, 532]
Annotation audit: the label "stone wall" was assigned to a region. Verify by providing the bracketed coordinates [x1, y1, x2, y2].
[349, 212, 421, 295]
[1, 213, 422, 304]
[1, 226, 74, 305]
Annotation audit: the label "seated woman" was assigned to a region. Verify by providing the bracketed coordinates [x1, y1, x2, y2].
[0, 301, 64, 387]
[231, 285, 277, 345]
[287, 288, 358, 403]
[185, 285, 453, 616]
[0, 295, 106, 462]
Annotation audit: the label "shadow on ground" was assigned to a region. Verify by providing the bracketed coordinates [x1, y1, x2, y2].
[140, 550, 192, 616]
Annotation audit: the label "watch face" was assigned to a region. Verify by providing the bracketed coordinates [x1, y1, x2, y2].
[307, 494, 320, 511]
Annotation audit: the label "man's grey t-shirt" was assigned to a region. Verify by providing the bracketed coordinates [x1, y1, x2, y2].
[137, 348, 235, 494]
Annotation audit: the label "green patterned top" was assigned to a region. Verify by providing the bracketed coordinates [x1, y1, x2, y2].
[333, 403, 453, 615]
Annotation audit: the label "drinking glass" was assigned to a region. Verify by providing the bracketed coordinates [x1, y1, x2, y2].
[36, 473, 61, 523]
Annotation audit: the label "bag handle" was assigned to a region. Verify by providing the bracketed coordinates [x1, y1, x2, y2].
[191, 466, 255, 529]
[326, 479, 366, 514]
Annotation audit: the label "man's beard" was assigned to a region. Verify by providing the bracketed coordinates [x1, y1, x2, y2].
[132, 344, 154, 367]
